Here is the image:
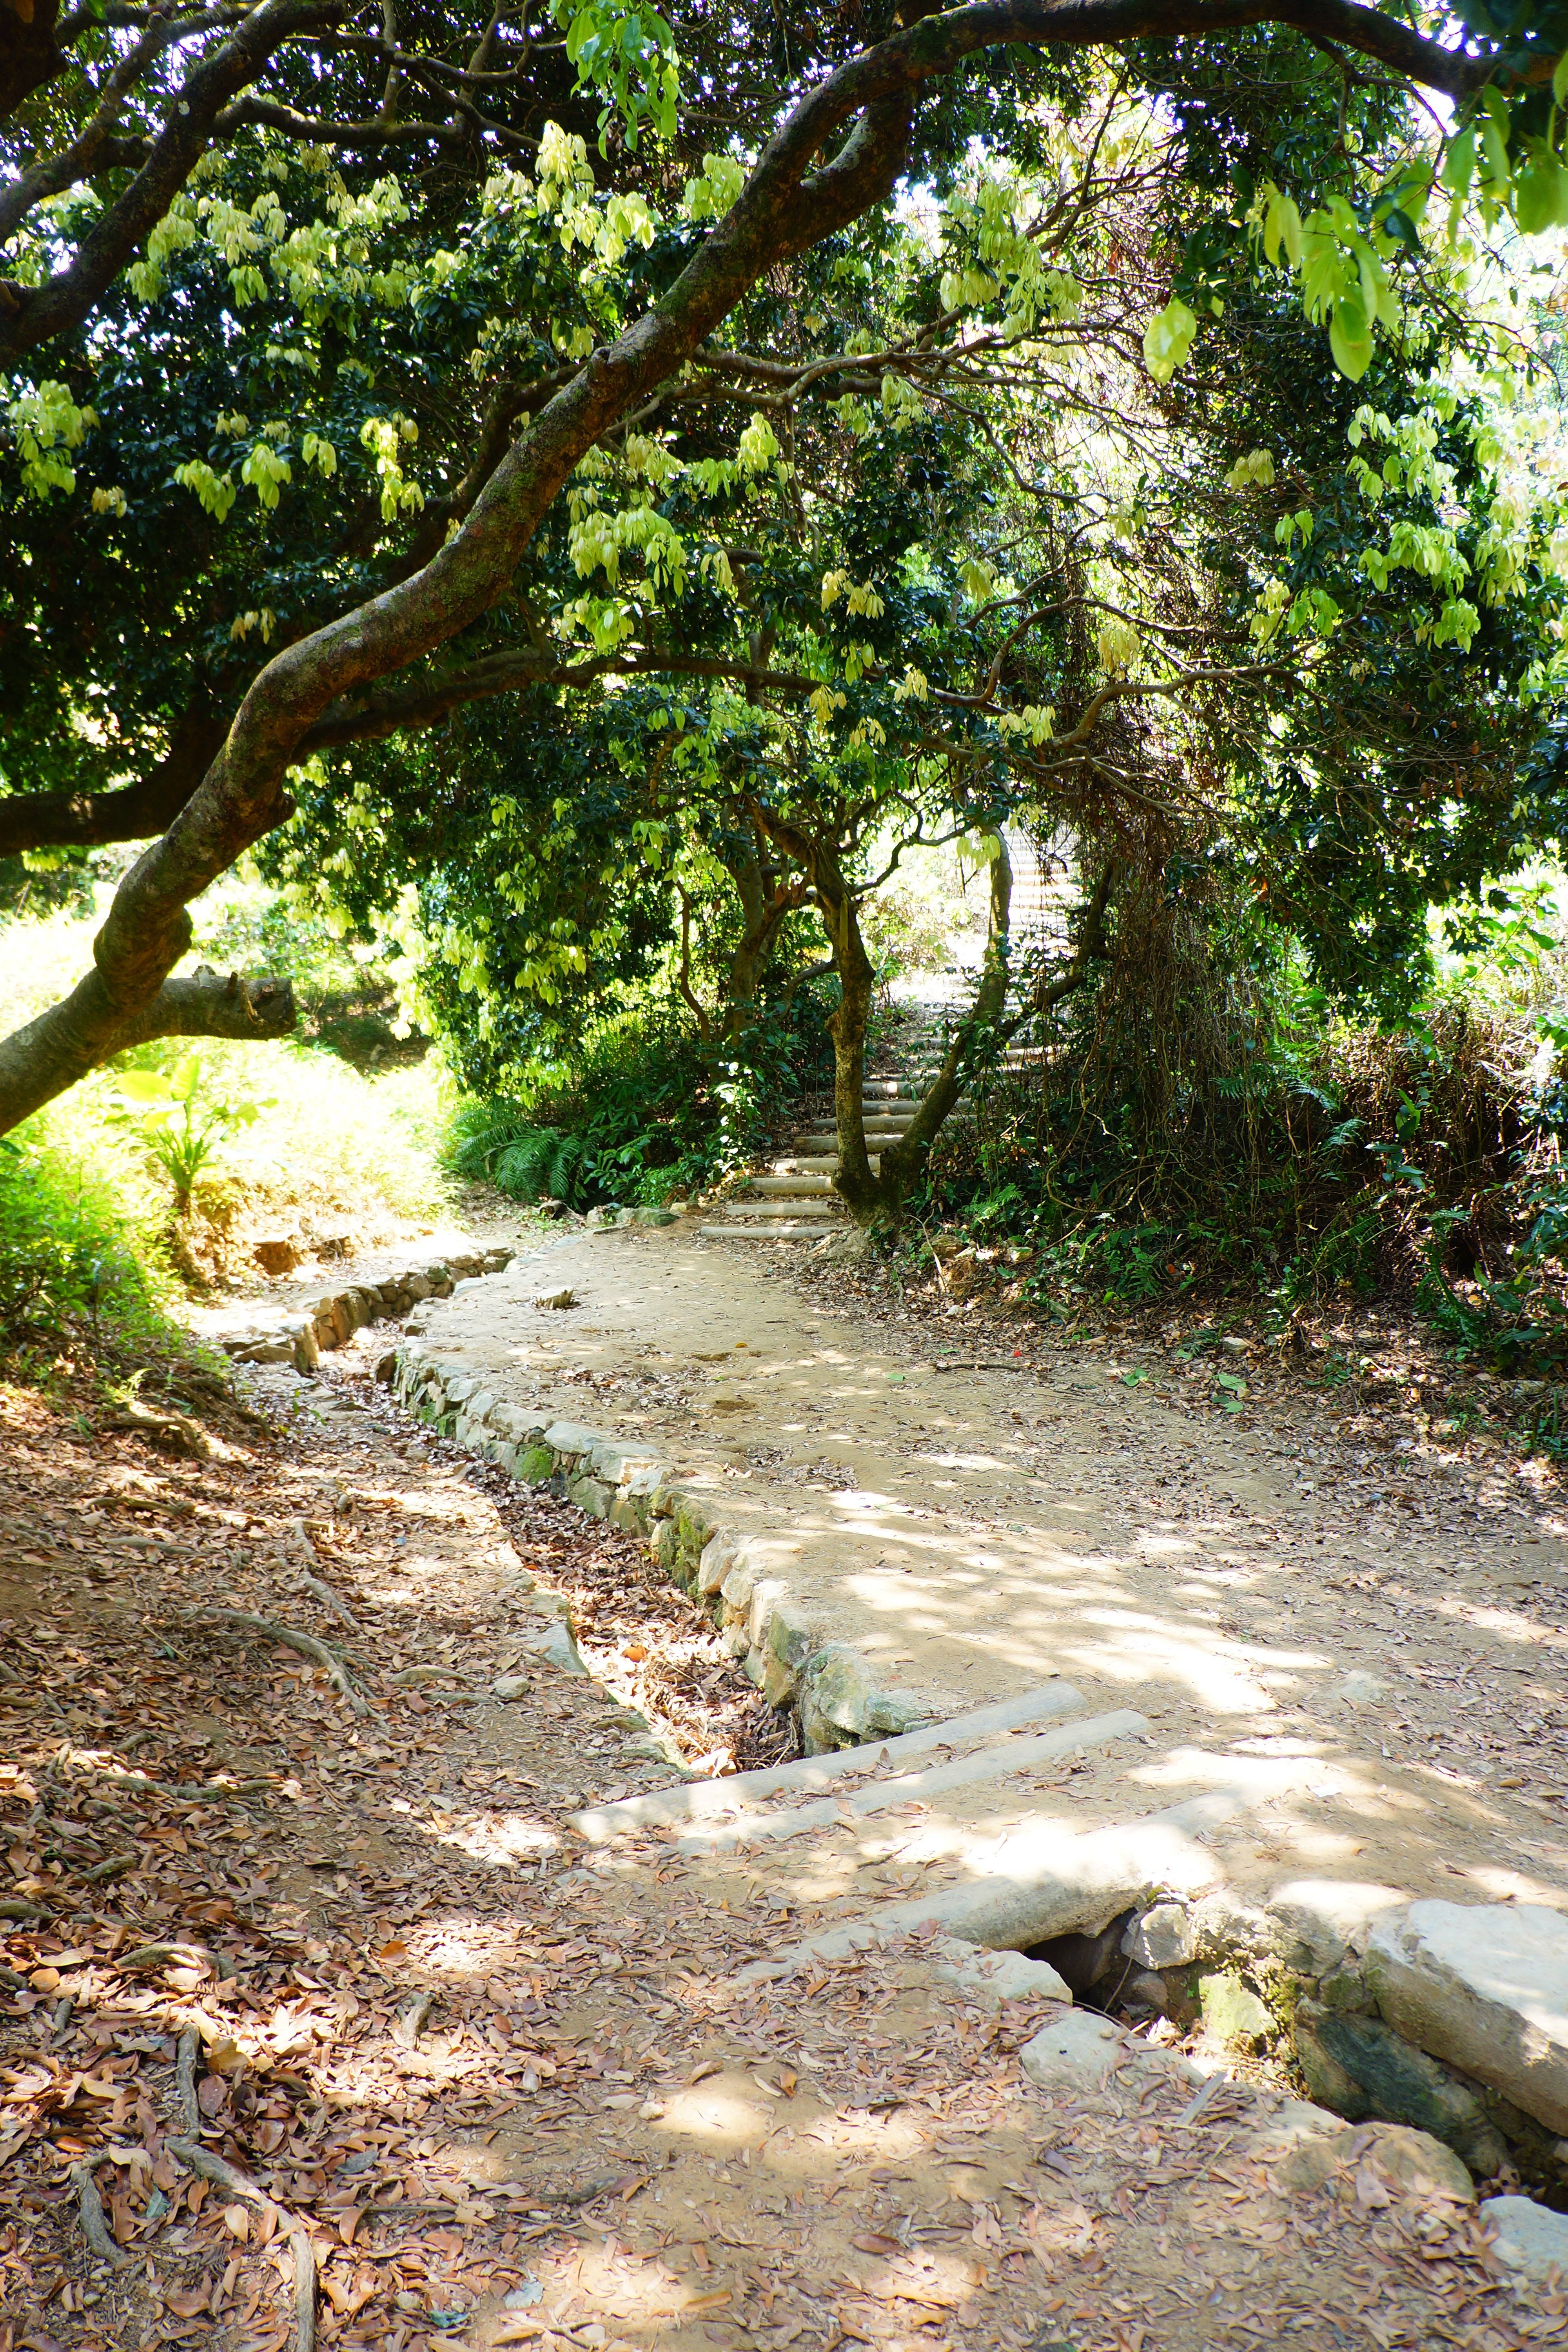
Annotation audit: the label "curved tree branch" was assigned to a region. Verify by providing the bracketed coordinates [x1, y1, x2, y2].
[0, 966, 296, 1117]
[0, 691, 228, 860]
[0, 0, 1512, 1129]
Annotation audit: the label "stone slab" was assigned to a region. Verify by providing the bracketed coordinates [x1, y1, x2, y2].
[674, 1709, 1149, 1855]
[1367, 1900, 1568, 2135]
[569, 1683, 1088, 1840]
[737, 1789, 1242, 1980]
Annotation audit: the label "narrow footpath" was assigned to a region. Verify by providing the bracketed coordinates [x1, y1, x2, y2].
[2, 1215, 1566, 2352]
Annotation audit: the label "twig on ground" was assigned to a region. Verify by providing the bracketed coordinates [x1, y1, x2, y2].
[70, 2152, 131, 2269]
[176, 2027, 201, 2133]
[169, 2138, 316, 2352]
[171, 1610, 370, 1715]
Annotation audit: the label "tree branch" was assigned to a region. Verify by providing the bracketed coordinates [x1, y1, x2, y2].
[300, 647, 820, 750]
[0, 0, 342, 367]
[0, 691, 227, 860]
[0, 967, 296, 1131]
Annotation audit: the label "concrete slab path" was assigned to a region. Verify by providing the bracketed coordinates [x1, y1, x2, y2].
[408, 1219, 1568, 1941]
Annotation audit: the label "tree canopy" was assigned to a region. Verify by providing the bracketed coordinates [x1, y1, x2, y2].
[6, 0, 1568, 1196]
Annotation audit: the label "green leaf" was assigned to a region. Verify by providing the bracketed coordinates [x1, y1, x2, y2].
[1440, 126, 1476, 200]
[113, 1071, 175, 1105]
[1328, 294, 1374, 382]
[1263, 185, 1303, 269]
[1142, 296, 1197, 385]
[1514, 148, 1568, 236]
[1555, 49, 1568, 107]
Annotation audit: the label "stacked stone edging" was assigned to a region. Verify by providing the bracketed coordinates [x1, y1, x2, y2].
[225, 1246, 514, 1372]
[388, 1341, 923, 1753]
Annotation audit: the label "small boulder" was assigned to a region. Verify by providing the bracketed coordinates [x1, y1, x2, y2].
[1020, 2009, 1124, 2091]
[1483, 2194, 1568, 2281]
[1200, 1973, 1275, 2052]
[929, 1937, 1071, 2007]
[1276, 2120, 1473, 2203]
[492, 1674, 531, 1702]
[519, 1621, 588, 1676]
[1124, 1901, 1195, 1972]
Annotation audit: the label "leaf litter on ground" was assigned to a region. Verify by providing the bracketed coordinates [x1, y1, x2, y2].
[0, 1328, 1558, 2352]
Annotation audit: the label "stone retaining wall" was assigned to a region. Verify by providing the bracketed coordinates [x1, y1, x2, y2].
[224, 1247, 514, 1372]
[388, 1341, 923, 1755]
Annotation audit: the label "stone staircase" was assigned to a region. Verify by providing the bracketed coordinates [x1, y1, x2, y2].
[699, 1077, 918, 1243]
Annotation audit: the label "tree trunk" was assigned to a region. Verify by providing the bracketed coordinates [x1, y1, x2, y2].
[814, 847, 879, 1216]
[0, 967, 296, 1131]
[0, 77, 916, 1132]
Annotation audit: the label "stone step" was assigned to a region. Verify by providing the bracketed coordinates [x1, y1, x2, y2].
[771, 1155, 871, 1175]
[739, 1789, 1245, 1983]
[720, 1198, 849, 1220]
[699, 1223, 843, 1241]
[748, 1175, 836, 1195]
[570, 1684, 1090, 1838]
[792, 1132, 907, 1153]
[676, 1708, 1149, 1857]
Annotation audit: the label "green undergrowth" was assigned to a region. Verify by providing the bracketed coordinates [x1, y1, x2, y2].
[446, 989, 833, 1213]
[902, 884, 1568, 1394]
[0, 1122, 189, 1393]
[0, 879, 456, 1374]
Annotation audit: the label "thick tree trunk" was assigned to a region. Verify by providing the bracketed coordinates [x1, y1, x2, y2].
[0, 81, 915, 1134]
[0, 966, 295, 1129]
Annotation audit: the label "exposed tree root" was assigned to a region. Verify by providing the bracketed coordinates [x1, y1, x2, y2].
[70, 2151, 131, 2270]
[170, 2138, 316, 2352]
[174, 1609, 370, 1715]
[291, 1569, 361, 1631]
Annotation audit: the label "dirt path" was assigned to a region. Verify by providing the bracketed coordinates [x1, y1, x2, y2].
[2, 1236, 1566, 2352]
[417, 1220, 1568, 1931]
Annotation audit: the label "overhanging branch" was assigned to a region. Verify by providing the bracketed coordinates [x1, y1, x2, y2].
[0, 965, 296, 1132]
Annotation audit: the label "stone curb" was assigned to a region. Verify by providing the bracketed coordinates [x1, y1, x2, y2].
[387, 1336, 928, 1751]
[223, 1246, 515, 1373]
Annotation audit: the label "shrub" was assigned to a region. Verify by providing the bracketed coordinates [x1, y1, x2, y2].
[0, 1125, 177, 1387]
